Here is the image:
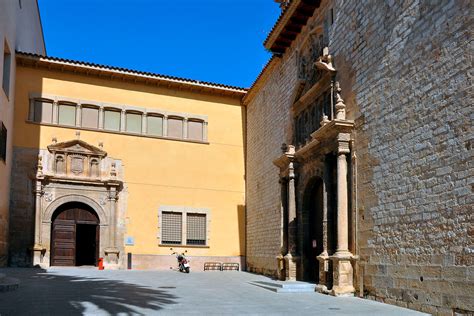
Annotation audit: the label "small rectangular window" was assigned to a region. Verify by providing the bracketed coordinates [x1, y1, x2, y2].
[0, 122, 7, 162]
[2, 43, 11, 98]
[187, 121, 203, 141]
[186, 213, 206, 245]
[81, 106, 99, 129]
[58, 103, 76, 126]
[33, 100, 53, 123]
[147, 115, 163, 136]
[161, 212, 182, 245]
[168, 117, 183, 138]
[126, 112, 142, 134]
[104, 109, 121, 131]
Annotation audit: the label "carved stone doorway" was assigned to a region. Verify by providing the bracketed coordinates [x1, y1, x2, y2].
[302, 177, 324, 282]
[51, 202, 99, 266]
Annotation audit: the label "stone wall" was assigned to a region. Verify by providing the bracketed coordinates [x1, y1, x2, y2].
[246, 0, 473, 313]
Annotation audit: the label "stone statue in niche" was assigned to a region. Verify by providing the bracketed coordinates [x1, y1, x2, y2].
[90, 159, 100, 178]
[71, 156, 84, 175]
[55, 155, 65, 174]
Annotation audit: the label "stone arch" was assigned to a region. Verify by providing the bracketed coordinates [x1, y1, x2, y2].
[43, 194, 108, 225]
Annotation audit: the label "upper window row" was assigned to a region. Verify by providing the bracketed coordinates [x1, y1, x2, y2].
[30, 99, 207, 142]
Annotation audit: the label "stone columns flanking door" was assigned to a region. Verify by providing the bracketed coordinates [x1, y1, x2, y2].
[329, 132, 355, 296]
[274, 145, 299, 281]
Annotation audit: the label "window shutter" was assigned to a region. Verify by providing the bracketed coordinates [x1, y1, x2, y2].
[34, 100, 53, 123]
[187, 121, 203, 141]
[167, 117, 183, 138]
[82, 107, 99, 129]
[161, 212, 182, 244]
[104, 110, 121, 131]
[147, 115, 163, 136]
[126, 112, 142, 133]
[58, 104, 76, 126]
[186, 213, 206, 245]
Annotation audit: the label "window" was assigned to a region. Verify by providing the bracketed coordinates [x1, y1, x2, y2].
[33, 100, 53, 123]
[187, 120, 203, 141]
[81, 106, 99, 129]
[159, 207, 209, 246]
[161, 212, 182, 245]
[58, 103, 76, 126]
[2, 42, 11, 98]
[125, 111, 142, 134]
[104, 109, 121, 131]
[147, 115, 163, 136]
[186, 213, 206, 245]
[167, 117, 183, 138]
[0, 122, 6, 162]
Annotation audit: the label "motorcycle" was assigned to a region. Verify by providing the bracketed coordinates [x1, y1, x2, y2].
[170, 248, 190, 273]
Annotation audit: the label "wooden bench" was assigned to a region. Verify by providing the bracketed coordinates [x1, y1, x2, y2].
[204, 262, 222, 271]
[222, 263, 239, 271]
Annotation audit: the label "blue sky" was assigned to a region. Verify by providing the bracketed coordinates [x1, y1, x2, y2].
[38, 0, 281, 88]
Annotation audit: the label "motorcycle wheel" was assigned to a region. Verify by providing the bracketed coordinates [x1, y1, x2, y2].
[185, 267, 190, 273]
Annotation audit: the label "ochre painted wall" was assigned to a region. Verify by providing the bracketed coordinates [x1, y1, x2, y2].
[13, 65, 245, 259]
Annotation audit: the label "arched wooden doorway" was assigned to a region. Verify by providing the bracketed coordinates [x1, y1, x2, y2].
[51, 202, 99, 266]
[302, 177, 324, 282]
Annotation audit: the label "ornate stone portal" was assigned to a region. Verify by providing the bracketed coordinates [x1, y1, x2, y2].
[274, 47, 356, 296]
[32, 138, 124, 269]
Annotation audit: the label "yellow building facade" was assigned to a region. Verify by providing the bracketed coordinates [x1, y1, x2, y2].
[9, 53, 246, 269]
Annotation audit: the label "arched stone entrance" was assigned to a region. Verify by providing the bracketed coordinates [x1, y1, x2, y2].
[302, 177, 324, 282]
[50, 202, 99, 266]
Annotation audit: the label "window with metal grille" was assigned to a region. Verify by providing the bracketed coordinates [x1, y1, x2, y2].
[161, 212, 182, 244]
[186, 213, 206, 245]
[0, 122, 6, 162]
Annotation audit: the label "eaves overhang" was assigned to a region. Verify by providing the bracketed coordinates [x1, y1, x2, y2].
[16, 52, 248, 98]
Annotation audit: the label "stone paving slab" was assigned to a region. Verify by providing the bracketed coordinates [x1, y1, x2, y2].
[0, 268, 428, 315]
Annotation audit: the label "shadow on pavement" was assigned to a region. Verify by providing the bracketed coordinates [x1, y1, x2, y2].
[0, 268, 177, 315]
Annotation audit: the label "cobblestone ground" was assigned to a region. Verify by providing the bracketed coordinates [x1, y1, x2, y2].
[0, 268, 427, 315]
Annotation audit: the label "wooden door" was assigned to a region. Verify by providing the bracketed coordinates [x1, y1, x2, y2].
[51, 205, 99, 266]
[51, 217, 76, 266]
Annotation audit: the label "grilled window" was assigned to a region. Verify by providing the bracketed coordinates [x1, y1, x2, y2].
[186, 213, 206, 245]
[161, 212, 182, 245]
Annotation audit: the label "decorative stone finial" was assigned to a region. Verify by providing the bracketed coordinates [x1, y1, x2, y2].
[75, 131, 81, 139]
[52, 137, 57, 144]
[335, 82, 346, 120]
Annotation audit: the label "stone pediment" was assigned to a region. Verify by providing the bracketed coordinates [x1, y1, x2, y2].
[47, 139, 107, 157]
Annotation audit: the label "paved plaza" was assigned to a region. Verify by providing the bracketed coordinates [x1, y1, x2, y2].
[0, 268, 426, 315]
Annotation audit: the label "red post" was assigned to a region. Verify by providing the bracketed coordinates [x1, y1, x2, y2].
[98, 257, 104, 270]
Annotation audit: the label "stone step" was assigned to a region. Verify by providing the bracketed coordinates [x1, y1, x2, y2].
[249, 280, 316, 293]
[0, 277, 20, 292]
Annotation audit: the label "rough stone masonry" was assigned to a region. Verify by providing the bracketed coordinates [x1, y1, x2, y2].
[244, 0, 473, 314]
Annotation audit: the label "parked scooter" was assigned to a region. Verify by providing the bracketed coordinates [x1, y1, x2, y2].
[170, 248, 190, 273]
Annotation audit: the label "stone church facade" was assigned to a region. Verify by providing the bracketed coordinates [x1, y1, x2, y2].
[0, 0, 472, 315]
[243, 0, 472, 314]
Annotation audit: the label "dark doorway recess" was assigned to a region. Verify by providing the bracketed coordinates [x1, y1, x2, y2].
[302, 177, 324, 282]
[51, 202, 99, 266]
